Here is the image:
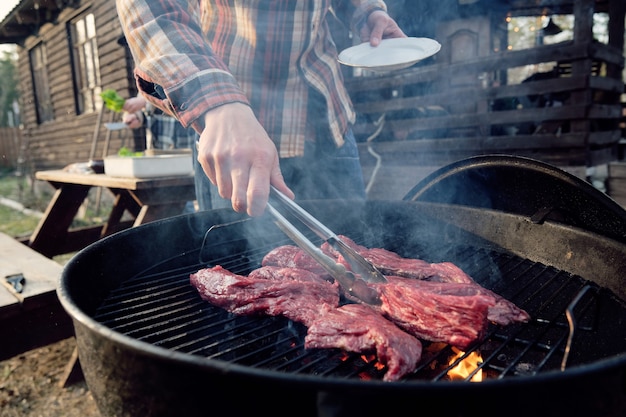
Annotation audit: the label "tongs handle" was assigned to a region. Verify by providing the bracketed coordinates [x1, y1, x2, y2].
[269, 187, 387, 284]
[268, 187, 387, 284]
[269, 186, 335, 240]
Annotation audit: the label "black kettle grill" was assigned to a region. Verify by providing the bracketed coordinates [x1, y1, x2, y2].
[58, 156, 626, 417]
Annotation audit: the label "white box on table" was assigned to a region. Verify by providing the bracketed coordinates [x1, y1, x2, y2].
[104, 154, 193, 178]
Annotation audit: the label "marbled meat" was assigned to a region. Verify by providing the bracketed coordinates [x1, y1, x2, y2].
[320, 236, 530, 325]
[372, 277, 494, 350]
[191, 237, 530, 380]
[305, 303, 422, 381]
[190, 265, 421, 381]
[190, 265, 339, 325]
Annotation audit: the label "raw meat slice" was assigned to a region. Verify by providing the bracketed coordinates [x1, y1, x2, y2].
[262, 245, 328, 276]
[373, 276, 495, 350]
[322, 236, 530, 325]
[190, 265, 339, 325]
[305, 303, 422, 382]
[191, 266, 422, 381]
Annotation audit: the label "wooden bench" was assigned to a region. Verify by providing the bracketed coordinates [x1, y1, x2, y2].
[0, 232, 73, 361]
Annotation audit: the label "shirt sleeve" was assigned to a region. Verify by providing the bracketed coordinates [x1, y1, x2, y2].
[349, 0, 388, 34]
[116, 0, 250, 133]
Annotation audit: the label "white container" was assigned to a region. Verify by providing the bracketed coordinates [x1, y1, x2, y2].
[104, 154, 193, 178]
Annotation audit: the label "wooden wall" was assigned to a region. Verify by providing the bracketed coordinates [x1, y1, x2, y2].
[0, 127, 20, 169]
[16, 0, 135, 172]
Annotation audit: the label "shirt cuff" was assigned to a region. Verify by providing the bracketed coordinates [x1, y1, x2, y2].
[351, 1, 388, 33]
[134, 69, 250, 133]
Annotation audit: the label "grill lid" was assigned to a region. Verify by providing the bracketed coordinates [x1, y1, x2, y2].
[404, 155, 626, 244]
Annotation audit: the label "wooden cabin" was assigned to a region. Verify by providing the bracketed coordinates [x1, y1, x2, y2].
[347, 0, 626, 199]
[0, 0, 140, 173]
[0, 0, 624, 201]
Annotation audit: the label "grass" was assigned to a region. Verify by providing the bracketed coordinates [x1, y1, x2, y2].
[0, 168, 109, 265]
[0, 204, 40, 236]
[0, 168, 52, 212]
[0, 168, 45, 238]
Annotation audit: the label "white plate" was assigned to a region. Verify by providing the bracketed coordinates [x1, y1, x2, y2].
[338, 37, 441, 72]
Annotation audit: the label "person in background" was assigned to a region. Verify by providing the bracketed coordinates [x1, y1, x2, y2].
[122, 95, 197, 151]
[123, 94, 199, 213]
[116, 0, 406, 216]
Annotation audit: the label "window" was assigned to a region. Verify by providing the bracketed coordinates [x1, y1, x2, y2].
[69, 12, 101, 115]
[29, 43, 54, 123]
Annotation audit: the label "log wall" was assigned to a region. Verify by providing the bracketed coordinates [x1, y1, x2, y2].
[15, 1, 137, 172]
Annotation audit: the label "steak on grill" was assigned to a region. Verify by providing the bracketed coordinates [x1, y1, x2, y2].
[319, 236, 530, 325]
[190, 265, 339, 325]
[372, 276, 494, 350]
[191, 236, 532, 378]
[261, 242, 529, 346]
[190, 265, 421, 381]
[305, 303, 422, 381]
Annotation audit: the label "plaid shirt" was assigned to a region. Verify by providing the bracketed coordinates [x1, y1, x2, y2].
[148, 114, 197, 150]
[116, 0, 387, 157]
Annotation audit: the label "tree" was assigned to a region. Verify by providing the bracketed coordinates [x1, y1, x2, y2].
[0, 49, 19, 127]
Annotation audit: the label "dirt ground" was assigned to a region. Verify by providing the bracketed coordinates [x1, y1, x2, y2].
[0, 337, 101, 417]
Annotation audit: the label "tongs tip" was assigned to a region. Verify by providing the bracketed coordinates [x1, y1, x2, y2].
[267, 186, 386, 304]
[327, 237, 387, 284]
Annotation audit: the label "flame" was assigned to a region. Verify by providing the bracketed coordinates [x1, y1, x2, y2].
[447, 347, 483, 382]
[360, 354, 385, 371]
[360, 354, 376, 364]
[359, 372, 373, 381]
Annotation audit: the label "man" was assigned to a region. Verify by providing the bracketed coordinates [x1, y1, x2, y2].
[116, 0, 405, 216]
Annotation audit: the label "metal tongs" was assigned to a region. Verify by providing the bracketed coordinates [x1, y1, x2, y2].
[266, 186, 386, 305]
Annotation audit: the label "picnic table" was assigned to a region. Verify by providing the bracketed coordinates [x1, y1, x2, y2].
[27, 170, 196, 258]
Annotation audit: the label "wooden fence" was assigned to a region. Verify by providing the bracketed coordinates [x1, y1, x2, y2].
[344, 40, 625, 200]
[0, 127, 21, 169]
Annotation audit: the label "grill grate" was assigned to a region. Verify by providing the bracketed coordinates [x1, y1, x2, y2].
[93, 234, 626, 383]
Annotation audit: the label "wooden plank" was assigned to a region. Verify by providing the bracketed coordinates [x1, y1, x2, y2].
[0, 233, 63, 309]
[359, 134, 591, 158]
[352, 76, 590, 115]
[353, 105, 592, 138]
[0, 232, 73, 360]
[358, 145, 596, 201]
[35, 170, 195, 190]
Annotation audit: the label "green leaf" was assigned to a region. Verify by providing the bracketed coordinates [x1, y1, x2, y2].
[100, 89, 126, 112]
[117, 147, 143, 157]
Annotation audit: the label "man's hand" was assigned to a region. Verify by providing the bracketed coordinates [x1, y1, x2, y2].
[360, 10, 406, 46]
[122, 111, 143, 129]
[122, 96, 147, 113]
[197, 102, 294, 217]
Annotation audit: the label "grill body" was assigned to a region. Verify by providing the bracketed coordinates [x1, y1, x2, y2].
[59, 197, 626, 417]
